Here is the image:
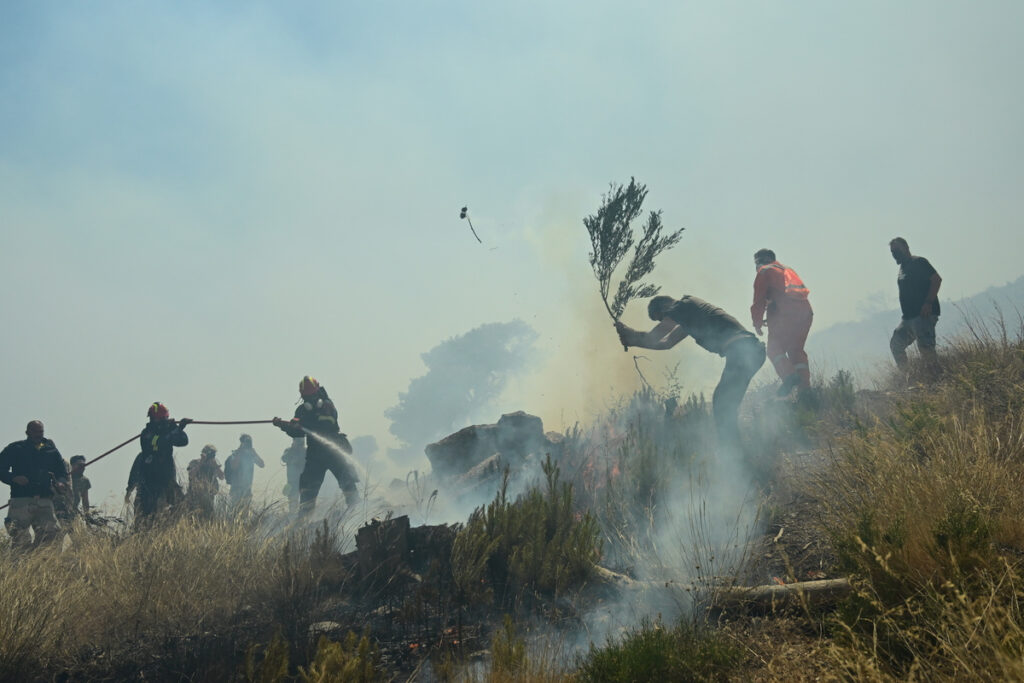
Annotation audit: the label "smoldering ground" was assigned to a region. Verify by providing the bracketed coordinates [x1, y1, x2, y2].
[540, 385, 764, 649]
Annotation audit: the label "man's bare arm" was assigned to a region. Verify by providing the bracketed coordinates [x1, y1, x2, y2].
[655, 324, 689, 349]
[922, 272, 942, 317]
[617, 319, 688, 350]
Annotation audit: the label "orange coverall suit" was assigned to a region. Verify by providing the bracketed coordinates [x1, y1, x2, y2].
[751, 262, 813, 387]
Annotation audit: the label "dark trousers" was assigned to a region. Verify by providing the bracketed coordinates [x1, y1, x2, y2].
[299, 449, 358, 515]
[135, 479, 181, 521]
[713, 336, 766, 442]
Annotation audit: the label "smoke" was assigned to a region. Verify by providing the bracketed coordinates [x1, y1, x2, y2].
[348, 435, 378, 460]
[509, 188, 733, 436]
[559, 388, 766, 652]
[384, 320, 539, 470]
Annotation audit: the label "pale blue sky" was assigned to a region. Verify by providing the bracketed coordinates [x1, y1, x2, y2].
[2, 1, 1022, 507]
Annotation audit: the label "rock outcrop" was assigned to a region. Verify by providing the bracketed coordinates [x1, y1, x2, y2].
[425, 411, 563, 482]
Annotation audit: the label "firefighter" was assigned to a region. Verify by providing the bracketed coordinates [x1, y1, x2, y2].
[69, 455, 91, 516]
[280, 437, 306, 514]
[750, 249, 813, 396]
[125, 403, 191, 524]
[187, 444, 223, 517]
[616, 296, 766, 443]
[0, 420, 69, 548]
[273, 376, 358, 516]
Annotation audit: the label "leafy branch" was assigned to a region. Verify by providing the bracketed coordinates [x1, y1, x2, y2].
[584, 178, 684, 321]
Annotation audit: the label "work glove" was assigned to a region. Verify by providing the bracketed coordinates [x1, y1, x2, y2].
[177, 418, 193, 430]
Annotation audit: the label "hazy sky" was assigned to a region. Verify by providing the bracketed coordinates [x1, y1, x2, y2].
[2, 1, 1022, 509]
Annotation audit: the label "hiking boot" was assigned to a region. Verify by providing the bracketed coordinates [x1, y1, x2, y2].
[776, 373, 801, 397]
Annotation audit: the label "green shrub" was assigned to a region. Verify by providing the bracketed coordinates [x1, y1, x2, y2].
[299, 631, 382, 683]
[491, 615, 527, 675]
[453, 456, 601, 605]
[577, 617, 741, 682]
[245, 630, 290, 683]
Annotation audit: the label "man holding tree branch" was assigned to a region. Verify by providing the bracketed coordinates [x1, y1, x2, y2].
[616, 295, 766, 443]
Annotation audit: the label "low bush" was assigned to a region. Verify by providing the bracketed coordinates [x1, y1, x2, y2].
[453, 456, 601, 606]
[577, 617, 741, 682]
[299, 631, 381, 683]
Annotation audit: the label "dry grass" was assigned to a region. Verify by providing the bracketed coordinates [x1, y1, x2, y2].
[788, 320, 1024, 680]
[0, 508, 354, 679]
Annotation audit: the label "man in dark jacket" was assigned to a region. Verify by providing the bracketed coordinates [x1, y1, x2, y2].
[616, 295, 766, 443]
[0, 420, 69, 548]
[126, 402, 191, 523]
[273, 376, 358, 516]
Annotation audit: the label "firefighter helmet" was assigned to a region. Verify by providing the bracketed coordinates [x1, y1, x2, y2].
[299, 376, 320, 397]
[148, 402, 170, 421]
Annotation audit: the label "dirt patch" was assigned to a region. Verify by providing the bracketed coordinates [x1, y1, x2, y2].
[749, 451, 839, 587]
[723, 616, 833, 682]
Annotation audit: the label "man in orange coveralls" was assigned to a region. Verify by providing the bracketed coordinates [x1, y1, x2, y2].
[750, 248, 813, 397]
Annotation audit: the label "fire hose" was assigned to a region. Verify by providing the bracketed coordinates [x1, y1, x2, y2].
[0, 419, 276, 512]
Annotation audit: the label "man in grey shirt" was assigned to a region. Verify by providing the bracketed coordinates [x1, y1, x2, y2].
[224, 434, 265, 505]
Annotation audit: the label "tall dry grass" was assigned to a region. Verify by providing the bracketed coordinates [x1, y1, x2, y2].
[793, 319, 1024, 680]
[0, 508, 354, 680]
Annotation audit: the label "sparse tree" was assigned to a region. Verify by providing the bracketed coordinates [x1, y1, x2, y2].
[584, 178, 685, 323]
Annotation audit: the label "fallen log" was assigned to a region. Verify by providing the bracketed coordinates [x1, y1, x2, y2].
[714, 578, 851, 609]
[589, 566, 851, 609]
[591, 564, 643, 590]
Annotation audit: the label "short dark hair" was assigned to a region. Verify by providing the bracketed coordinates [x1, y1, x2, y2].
[647, 295, 676, 321]
[890, 237, 909, 250]
[754, 248, 775, 264]
[70, 455, 86, 465]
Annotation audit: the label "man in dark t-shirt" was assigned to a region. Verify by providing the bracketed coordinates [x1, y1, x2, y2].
[889, 237, 942, 371]
[615, 295, 766, 443]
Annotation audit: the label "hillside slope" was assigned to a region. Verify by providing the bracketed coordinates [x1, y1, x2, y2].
[807, 274, 1024, 375]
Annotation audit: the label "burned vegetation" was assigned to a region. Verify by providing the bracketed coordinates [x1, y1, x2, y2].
[8, 325, 1024, 682]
